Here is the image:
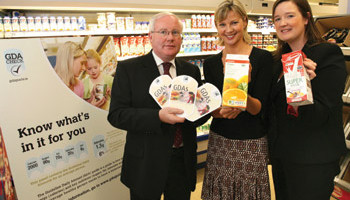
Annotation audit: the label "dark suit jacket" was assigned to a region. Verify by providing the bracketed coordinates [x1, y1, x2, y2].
[269, 42, 347, 164]
[107, 51, 206, 199]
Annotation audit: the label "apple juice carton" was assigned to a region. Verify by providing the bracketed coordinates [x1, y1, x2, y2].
[282, 50, 313, 106]
[222, 54, 249, 110]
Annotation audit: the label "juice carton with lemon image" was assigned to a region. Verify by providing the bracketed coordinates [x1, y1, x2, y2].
[222, 54, 249, 110]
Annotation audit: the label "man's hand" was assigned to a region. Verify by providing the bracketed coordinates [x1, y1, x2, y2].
[159, 107, 185, 124]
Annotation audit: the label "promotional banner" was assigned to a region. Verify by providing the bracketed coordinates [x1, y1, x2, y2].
[0, 38, 128, 200]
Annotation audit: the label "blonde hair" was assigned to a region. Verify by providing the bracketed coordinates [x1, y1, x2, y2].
[86, 49, 101, 64]
[215, 0, 251, 46]
[54, 41, 85, 87]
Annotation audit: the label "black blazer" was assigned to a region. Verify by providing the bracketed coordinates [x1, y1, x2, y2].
[269, 42, 347, 164]
[107, 52, 205, 199]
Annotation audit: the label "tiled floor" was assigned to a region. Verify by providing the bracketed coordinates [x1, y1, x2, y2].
[191, 166, 276, 200]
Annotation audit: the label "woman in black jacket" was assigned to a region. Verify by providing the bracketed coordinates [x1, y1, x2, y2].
[269, 0, 347, 199]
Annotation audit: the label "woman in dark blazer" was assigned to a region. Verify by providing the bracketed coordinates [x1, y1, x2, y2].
[269, 0, 347, 199]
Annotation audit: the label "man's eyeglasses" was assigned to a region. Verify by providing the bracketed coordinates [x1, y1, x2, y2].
[152, 30, 182, 37]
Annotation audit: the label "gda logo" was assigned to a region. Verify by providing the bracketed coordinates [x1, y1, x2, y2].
[4, 49, 26, 76]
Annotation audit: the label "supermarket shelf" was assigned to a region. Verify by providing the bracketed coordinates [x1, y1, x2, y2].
[0, 1, 216, 14]
[177, 51, 220, 57]
[2, 30, 149, 38]
[183, 28, 217, 33]
[1, 29, 215, 39]
[248, 28, 276, 34]
[117, 51, 220, 61]
[1, 28, 276, 39]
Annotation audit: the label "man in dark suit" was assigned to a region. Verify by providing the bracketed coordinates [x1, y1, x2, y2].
[108, 12, 207, 200]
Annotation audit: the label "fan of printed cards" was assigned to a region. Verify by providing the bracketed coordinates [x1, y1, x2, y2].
[149, 75, 222, 121]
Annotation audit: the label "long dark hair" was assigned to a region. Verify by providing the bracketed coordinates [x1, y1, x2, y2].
[272, 0, 324, 59]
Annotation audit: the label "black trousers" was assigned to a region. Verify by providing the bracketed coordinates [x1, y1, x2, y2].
[271, 157, 340, 200]
[130, 147, 191, 200]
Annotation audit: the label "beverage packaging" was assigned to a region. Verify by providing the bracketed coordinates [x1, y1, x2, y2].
[78, 16, 86, 30]
[222, 54, 249, 109]
[56, 16, 64, 31]
[185, 19, 191, 29]
[97, 13, 106, 30]
[191, 14, 197, 29]
[106, 12, 116, 31]
[141, 21, 149, 31]
[134, 21, 142, 31]
[143, 36, 152, 53]
[49, 16, 57, 31]
[63, 16, 71, 31]
[116, 17, 125, 31]
[71, 16, 78, 31]
[201, 36, 207, 51]
[282, 50, 313, 106]
[120, 36, 129, 57]
[28, 16, 36, 32]
[42, 16, 50, 31]
[19, 16, 28, 32]
[0, 17, 4, 32]
[135, 36, 144, 55]
[128, 36, 137, 56]
[125, 17, 134, 31]
[196, 14, 201, 29]
[206, 15, 211, 29]
[11, 16, 20, 32]
[3, 16, 12, 32]
[114, 37, 121, 56]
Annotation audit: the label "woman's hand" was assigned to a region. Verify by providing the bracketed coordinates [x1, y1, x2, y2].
[304, 58, 317, 80]
[211, 107, 242, 119]
[211, 107, 224, 118]
[220, 107, 242, 119]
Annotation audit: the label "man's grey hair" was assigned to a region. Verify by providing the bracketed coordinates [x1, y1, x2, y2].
[149, 12, 183, 32]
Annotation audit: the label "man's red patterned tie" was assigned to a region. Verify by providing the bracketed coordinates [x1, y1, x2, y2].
[162, 62, 182, 148]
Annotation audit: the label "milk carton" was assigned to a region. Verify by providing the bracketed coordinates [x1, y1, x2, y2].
[282, 50, 313, 106]
[222, 54, 249, 110]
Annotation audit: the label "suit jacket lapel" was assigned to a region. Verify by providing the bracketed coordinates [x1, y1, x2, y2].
[142, 51, 161, 81]
[175, 58, 185, 76]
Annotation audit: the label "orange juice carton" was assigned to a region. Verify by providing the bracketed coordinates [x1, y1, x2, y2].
[222, 54, 249, 110]
[282, 50, 313, 106]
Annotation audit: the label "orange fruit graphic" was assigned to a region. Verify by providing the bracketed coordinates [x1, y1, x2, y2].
[238, 75, 248, 84]
[223, 78, 238, 91]
[222, 88, 247, 105]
